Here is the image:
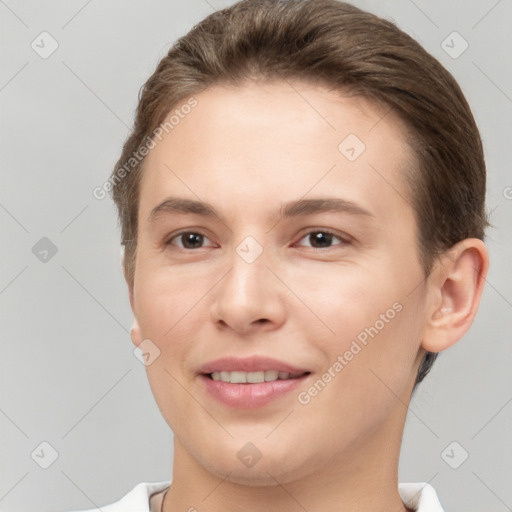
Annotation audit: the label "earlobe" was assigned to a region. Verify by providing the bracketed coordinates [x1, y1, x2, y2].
[130, 318, 142, 347]
[421, 238, 489, 353]
[128, 290, 142, 348]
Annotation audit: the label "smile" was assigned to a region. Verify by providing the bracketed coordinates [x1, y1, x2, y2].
[209, 370, 307, 384]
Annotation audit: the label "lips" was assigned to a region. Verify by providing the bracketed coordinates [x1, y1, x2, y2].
[198, 356, 311, 408]
[198, 356, 309, 375]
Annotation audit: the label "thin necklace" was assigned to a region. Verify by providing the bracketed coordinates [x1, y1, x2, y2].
[160, 489, 169, 512]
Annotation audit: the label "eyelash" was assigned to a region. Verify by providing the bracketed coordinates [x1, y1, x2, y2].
[164, 229, 350, 250]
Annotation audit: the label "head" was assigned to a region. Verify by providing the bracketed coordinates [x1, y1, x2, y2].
[109, 0, 488, 486]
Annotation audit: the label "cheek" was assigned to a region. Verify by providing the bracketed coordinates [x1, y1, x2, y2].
[134, 261, 209, 338]
[302, 263, 425, 398]
[291, 262, 404, 343]
[134, 265, 201, 429]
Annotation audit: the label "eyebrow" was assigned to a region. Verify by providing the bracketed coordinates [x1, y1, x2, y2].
[148, 196, 375, 223]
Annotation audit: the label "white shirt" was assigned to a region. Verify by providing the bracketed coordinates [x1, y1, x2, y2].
[68, 481, 444, 511]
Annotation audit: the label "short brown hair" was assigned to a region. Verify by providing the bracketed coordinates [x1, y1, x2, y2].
[110, 0, 489, 386]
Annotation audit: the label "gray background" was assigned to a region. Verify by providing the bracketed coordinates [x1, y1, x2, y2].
[1, 0, 511, 511]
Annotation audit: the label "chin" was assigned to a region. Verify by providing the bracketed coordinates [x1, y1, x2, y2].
[193, 437, 323, 487]
[207, 459, 303, 487]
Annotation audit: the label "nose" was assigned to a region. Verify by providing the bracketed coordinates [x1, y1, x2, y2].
[210, 243, 287, 336]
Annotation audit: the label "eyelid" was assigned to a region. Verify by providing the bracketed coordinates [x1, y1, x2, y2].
[165, 229, 216, 248]
[294, 228, 351, 248]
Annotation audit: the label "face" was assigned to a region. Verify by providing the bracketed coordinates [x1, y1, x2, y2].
[129, 80, 431, 485]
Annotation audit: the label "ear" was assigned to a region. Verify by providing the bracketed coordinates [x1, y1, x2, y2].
[130, 318, 143, 348]
[121, 245, 142, 348]
[422, 238, 489, 353]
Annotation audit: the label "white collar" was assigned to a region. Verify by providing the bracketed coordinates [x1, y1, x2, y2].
[399, 482, 445, 511]
[70, 480, 444, 511]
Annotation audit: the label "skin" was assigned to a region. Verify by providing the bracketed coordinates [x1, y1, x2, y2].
[127, 80, 489, 512]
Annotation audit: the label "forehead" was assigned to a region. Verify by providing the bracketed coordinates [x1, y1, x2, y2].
[138, 80, 416, 227]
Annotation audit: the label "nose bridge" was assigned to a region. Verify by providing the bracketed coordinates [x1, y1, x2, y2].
[226, 233, 273, 309]
[211, 233, 286, 332]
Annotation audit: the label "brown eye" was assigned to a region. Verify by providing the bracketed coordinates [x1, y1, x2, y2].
[296, 230, 347, 249]
[167, 232, 213, 249]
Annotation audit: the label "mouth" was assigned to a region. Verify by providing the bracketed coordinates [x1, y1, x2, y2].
[198, 357, 311, 408]
[207, 370, 309, 384]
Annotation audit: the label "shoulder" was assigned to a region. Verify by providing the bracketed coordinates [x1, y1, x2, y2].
[399, 482, 444, 511]
[66, 481, 171, 512]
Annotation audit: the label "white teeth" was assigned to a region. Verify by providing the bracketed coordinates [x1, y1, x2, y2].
[265, 370, 279, 381]
[230, 371, 247, 383]
[247, 371, 265, 383]
[209, 370, 299, 383]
